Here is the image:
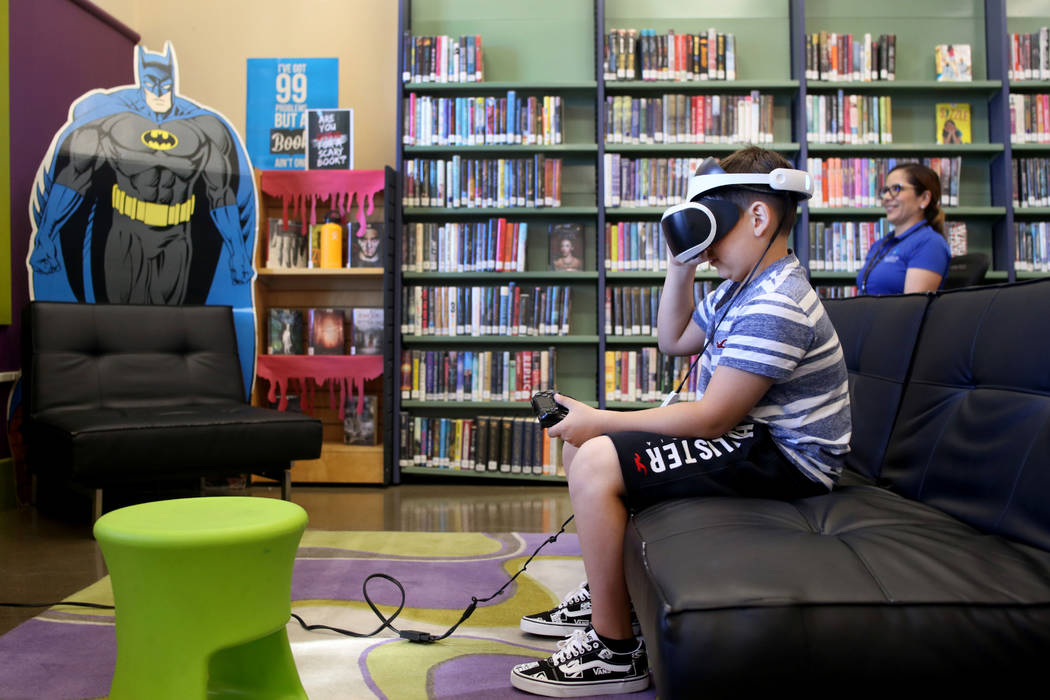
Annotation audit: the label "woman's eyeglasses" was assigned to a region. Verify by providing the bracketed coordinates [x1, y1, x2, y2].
[878, 183, 917, 199]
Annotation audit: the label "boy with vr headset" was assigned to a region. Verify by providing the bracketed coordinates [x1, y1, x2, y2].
[511, 146, 851, 697]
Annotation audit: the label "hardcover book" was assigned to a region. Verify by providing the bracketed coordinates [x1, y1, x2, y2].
[343, 394, 377, 445]
[352, 307, 384, 355]
[309, 308, 345, 355]
[548, 222, 584, 271]
[266, 217, 307, 269]
[936, 103, 971, 144]
[268, 308, 305, 355]
[349, 222, 384, 268]
[935, 44, 972, 82]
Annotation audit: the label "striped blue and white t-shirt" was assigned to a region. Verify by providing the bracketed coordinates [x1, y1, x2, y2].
[692, 254, 851, 488]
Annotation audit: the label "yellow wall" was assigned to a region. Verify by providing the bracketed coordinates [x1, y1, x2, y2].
[92, 0, 397, 171]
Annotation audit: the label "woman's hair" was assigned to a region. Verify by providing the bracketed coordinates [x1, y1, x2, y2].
[710, 146, 798, 237]
[888, 162, 946, 237]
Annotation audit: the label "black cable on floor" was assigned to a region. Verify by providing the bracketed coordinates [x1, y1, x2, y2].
[2, 513, 577, 645]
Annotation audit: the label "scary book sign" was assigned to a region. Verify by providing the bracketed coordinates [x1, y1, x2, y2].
[307, 109, 353, 170]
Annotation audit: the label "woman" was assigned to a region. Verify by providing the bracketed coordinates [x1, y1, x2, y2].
[856, 163, 952, 294]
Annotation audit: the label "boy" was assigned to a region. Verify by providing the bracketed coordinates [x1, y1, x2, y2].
[511, 146, 852, 697]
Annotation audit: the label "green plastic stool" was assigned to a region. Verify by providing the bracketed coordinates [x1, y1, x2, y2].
[93, 496, 309, 700]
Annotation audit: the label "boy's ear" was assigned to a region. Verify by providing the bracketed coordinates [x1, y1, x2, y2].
[747, 200, 773, 238]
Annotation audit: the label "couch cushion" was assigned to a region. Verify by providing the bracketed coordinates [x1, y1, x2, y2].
[25, 302, 246, 414]
[882, 278, 1050, 551]
[624, 488, 1050, 694]
[822, 293, 929, 482]
[28, 404, 322, 482]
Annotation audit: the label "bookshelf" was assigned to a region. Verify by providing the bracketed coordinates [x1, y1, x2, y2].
[252, 168, 397, 485]
[392, 0, 1041, 484]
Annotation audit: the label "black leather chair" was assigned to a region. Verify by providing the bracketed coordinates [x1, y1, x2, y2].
[21, 302, 323, 521]
[941, 252, 989, 289]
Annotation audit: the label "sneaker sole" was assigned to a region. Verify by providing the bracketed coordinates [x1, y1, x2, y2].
[520, 616, 590, 636]
[510, 670, 650, 698]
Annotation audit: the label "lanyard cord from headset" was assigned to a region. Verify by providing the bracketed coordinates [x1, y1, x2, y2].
[660, 213, 784, 407]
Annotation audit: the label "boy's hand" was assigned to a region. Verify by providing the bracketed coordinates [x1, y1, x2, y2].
[546, 393, 605, 447]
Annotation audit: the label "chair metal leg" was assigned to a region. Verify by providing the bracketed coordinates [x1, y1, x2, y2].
[92, 488, 103, 523]
[281, 468, 292, 502]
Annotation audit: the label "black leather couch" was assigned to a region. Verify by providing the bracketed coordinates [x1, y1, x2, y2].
[624, 278, 1050, 697]
[22, 302, 323, 520]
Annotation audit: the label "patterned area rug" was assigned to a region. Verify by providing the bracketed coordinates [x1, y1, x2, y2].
[0, 531, 657, 699]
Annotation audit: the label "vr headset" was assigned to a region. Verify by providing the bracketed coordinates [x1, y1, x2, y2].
[660, 157, 815, 263]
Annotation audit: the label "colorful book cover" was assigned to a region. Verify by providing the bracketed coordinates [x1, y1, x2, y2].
[309, 308, 345, 355]
[343, 394, 377, 445]
[268, 308, 304, 355]
[351, 307, 385, 355]
[266, 217, 306, 269]
[936, 44, 972, 82]
[349, 222, 384, 268]
[548, 222, 584, 271]
[936, 103, 971, 144]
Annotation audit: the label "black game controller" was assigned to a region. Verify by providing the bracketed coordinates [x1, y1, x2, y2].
[531, 390, 569, 428]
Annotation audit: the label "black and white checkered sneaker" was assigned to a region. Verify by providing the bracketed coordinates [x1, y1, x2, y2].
[521, 581, 640, 637]
[510, 626, 650, 697]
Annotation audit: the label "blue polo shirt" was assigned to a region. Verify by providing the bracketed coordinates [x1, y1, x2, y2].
[856, 221, 951, 295]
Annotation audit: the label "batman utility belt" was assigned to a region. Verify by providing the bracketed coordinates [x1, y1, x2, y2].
[112, 185, 195, 227]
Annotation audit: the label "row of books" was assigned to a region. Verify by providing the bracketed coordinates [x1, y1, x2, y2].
[268, 307, 383, 356]
[1010, 94, 1050, 144]
[805, 93, 893, 144]
[806, 156, 962, 209]
[804, 32, 897, 82]
[607, 352, 703, 403]
[809, 219, 969, 273]
[815, 286, 860, 299]
[399, 348, 556, 402]
[605, 286, 660, 337]
[604, 92, 775, 145]
[266, 218, 384, 270]
[400, 284, 572, 337]
[605, 221, 668, 272]
[402, 33, 483, 83]
[400, 221, 585, 274]
[399, 412, 562, 477]
[603, 155, 702, 208]
[1013, 158, 1050, 207]
[1016, 221, 1050, 272]
[402, 156, 563, 209]
[1008, 28, 1050, 81]
[401, 92, 564, 147]
[603, 28, 737, 82]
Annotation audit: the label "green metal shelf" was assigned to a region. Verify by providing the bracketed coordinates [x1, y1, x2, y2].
[603, 79, 799, 92]
[807, 80, 1002, 94]
[400, 466, 566, 483]
[401, 334, 600, 345]
[1011, 144, 1050, 152]
[1008, 80, 1050, 92]
[403, 206, 598, 217]
[806, 143, 1003, 155]
[401, 399, 597, 409]
[1013, 207, 1050, 217]
[404, 144, 598, 155]
[604, 142, 800, 153]
[807, 206, 1007, 217]
[402, 271, 599, 281]
[402, 81, 597, 92]
[604, 336, 659, 345]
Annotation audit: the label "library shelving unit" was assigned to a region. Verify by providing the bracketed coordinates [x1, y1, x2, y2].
[392, 0, 1041, 485]
[252, 168, 397, 485]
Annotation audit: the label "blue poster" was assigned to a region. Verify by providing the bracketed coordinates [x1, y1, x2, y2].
[246, 58, 338, 170]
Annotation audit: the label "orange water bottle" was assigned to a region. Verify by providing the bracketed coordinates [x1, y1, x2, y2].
[320, 211, 343, 268]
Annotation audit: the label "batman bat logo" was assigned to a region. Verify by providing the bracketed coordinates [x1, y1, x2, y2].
[141, 128, 178, 150]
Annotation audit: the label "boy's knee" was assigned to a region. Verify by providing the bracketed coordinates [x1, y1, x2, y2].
[566, 436, 620, 485]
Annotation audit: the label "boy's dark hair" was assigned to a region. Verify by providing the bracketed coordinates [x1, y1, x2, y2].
[705, 145, 798, 237]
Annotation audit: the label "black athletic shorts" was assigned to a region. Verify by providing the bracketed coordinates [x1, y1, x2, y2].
[608, 422, 830, 514]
